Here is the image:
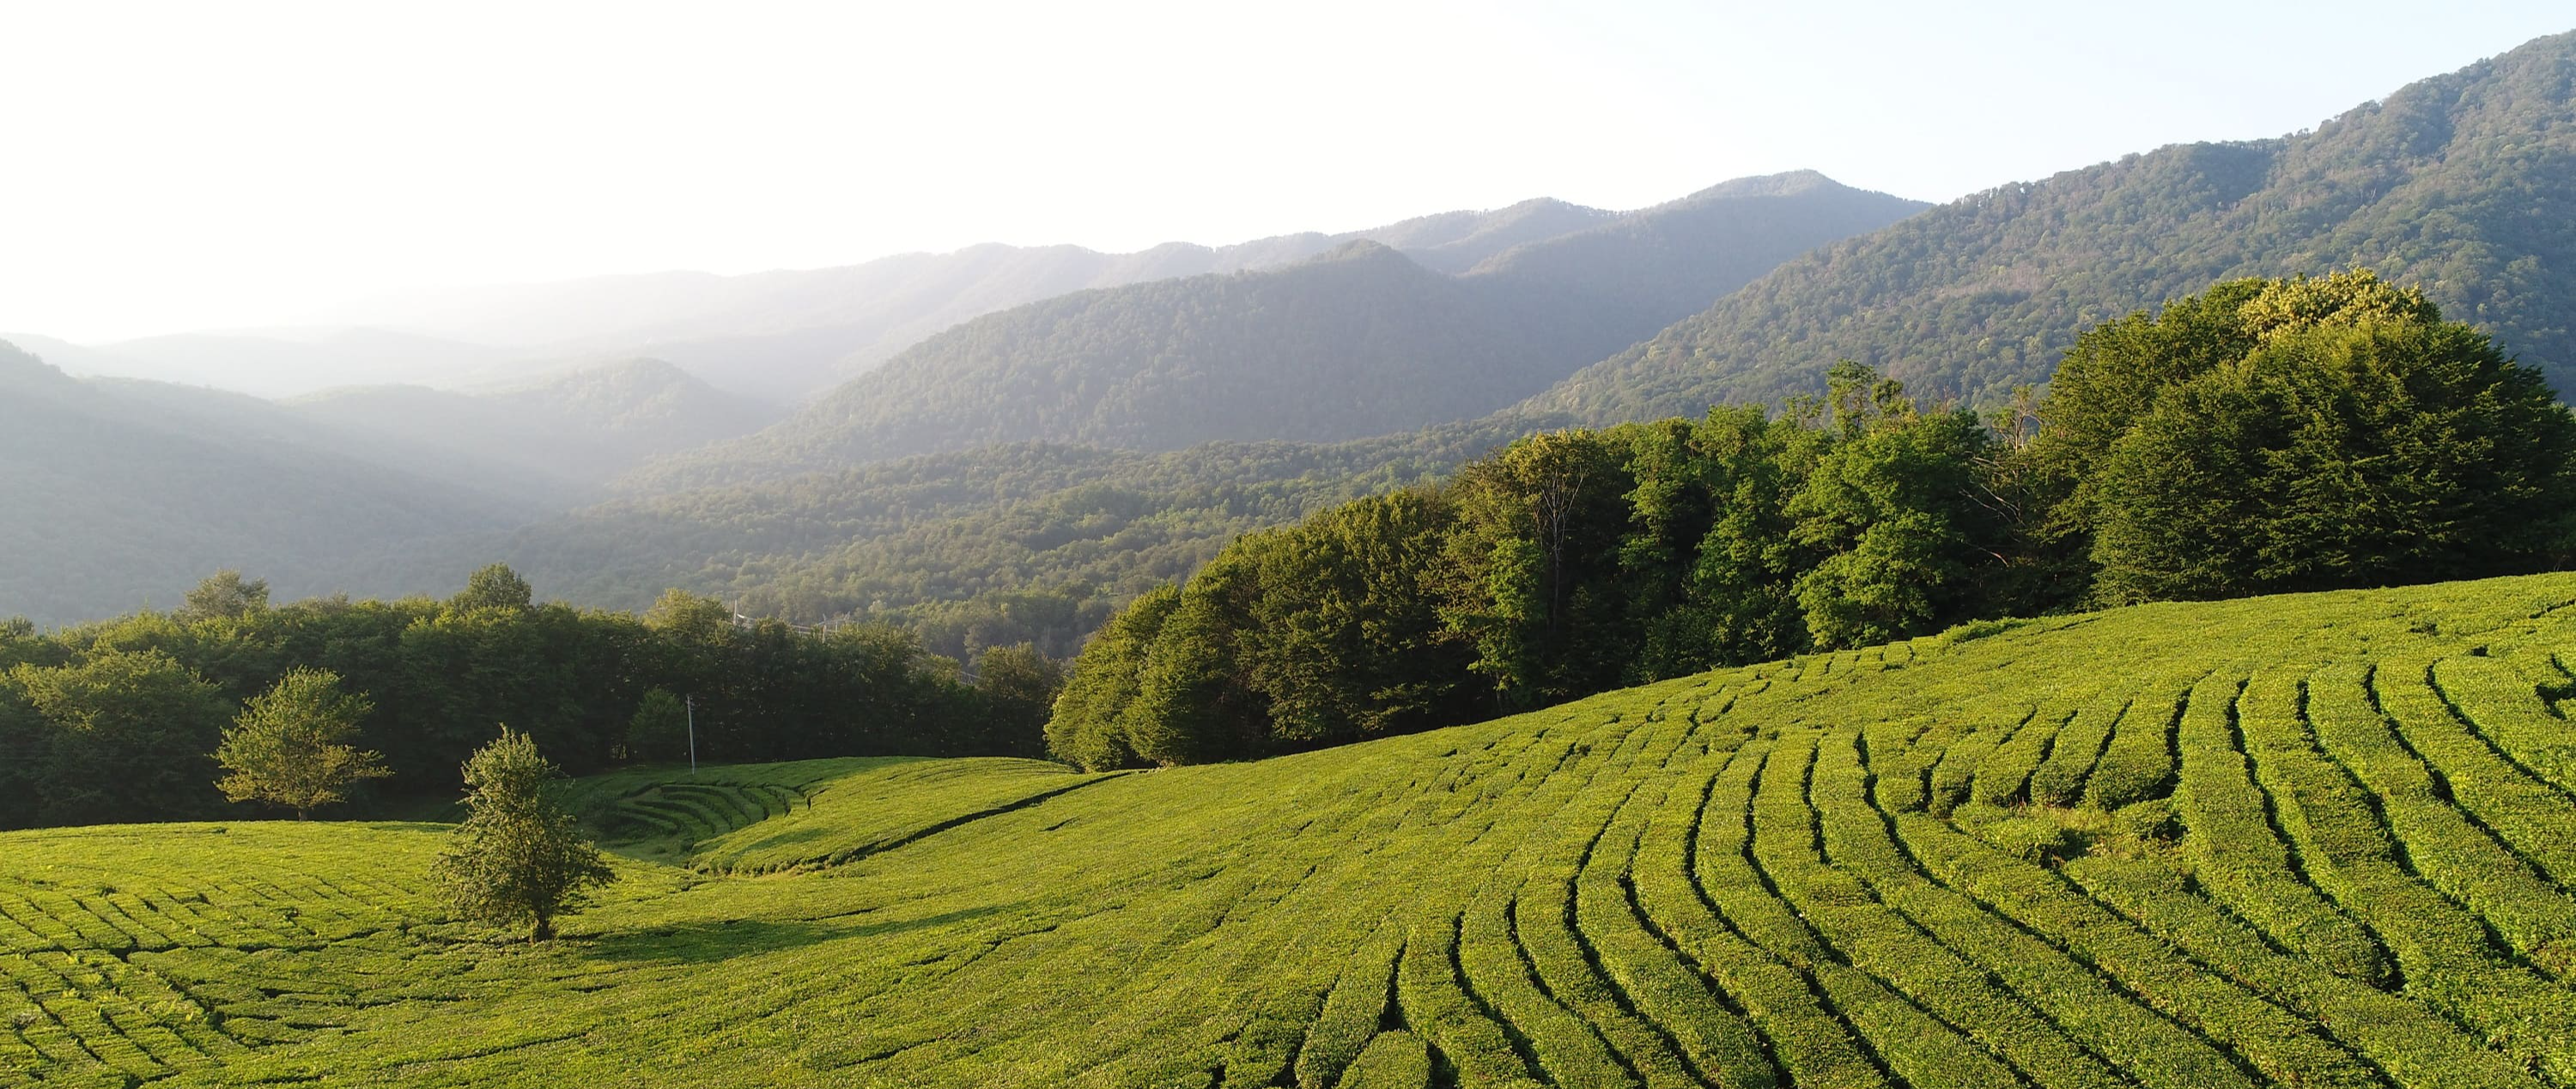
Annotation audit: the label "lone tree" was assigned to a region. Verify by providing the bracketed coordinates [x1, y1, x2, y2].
[430, 727, 614, 941]
[214, 668, 391, 819]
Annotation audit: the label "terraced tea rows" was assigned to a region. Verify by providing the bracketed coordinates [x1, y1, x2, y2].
[600, 781, 813, 843]
[0, 824, 489, 1087]
[9, 573, 2576, 1086]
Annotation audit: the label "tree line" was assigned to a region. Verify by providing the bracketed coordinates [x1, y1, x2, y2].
[1048, 271, 2576, 769]
[0, 564, 1063, 830]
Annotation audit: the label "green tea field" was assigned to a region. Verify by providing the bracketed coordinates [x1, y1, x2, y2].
[12, 574, 2576, 1087]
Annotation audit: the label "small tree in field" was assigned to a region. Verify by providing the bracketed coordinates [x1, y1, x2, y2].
[214, 668, 390, 819]
[431, 727, 614, 941]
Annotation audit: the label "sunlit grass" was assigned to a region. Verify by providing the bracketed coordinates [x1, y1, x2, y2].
[9, 573, 2576, 1086]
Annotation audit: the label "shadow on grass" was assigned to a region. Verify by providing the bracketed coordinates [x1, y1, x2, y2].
[580, 904, 1013, 964]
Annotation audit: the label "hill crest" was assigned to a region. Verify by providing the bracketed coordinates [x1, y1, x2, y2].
[1515, 29, 2576, 421]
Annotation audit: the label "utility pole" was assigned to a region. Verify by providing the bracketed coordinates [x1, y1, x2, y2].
[686, 694, 698, 777]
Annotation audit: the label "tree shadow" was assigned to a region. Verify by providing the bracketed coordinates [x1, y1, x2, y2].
[578, 904, 1013, 964]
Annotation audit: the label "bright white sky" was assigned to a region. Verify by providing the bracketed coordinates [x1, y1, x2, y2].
[3, 0, 2569, 342]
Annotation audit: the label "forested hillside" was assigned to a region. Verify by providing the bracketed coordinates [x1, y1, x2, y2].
[1524, 29, 2576, 422]
[1471, 171, 1913, 340]
[641, 243, 1592, 481]
[471, 418, 1549, 657]
[1042, 272, 2576, 770]
[640, 173, 1924, 485]
[0, 341, 543, 624]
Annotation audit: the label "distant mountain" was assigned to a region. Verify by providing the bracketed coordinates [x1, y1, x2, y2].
[0, 339, 544, 625]
[1473, 172, 1905, 336]
[67, 328, 509, 398]
[635, 173, 1927, 487]
[309, 192, 1721, 402]
[1357, 197, 1614, 272]
[1521, 30, 2576, 423]
[288, 359, 781, 488]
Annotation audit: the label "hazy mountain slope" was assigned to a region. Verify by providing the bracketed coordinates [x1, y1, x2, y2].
[1366, 197, 1615, 271]
[94, 376, 586, 510]
[0, 332, 142, 377]
[312, 195, 1638, 401]
[1523, 30, 2576, 422]
[85, 327, 507, 398]
[1473, 170, 1936, 358]
[289, 359, 781, 486]
[637, 173, 1923, 487]
[639, 243, 1583, 481]
[0, 340, 542, 625]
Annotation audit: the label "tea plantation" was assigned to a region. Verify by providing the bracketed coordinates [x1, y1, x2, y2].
[11, 573, 2576, 1087]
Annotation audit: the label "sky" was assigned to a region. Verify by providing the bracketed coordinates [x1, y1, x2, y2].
[3, 0, 2569, 343]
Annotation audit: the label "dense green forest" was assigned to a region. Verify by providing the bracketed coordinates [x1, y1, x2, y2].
[1522, 29, 2576, 422]
[0, 565, 1060, 830]
[639, 174, 1923, 488]
[1048, 272, 2576, 769]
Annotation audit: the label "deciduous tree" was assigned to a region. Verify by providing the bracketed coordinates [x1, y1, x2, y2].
[214, 667, 390, 818]
[430, 727, 615, 941]
[178, 570, 270, 624]
[450, 563, 534, 613]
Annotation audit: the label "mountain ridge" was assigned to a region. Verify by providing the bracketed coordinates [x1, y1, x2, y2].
[1513, 30, 2576, 423]
[629, 172, 1929, 489]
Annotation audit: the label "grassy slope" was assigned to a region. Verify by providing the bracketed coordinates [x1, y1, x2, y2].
[12, 574, 2576, 1086]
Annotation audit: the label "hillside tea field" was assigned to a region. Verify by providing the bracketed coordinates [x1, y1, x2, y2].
[12, 575, 2576, 1086]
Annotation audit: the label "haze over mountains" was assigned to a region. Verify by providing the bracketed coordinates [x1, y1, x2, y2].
[6, 29, 2575, 635]
[42, 179, 1856, 407]
[640, 172, 1923, 487]
[0, 172, 1915, 624]
[286, 360, 782, 490]
[0, 340, 537, 623]
[308, 196, 1629, 404]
